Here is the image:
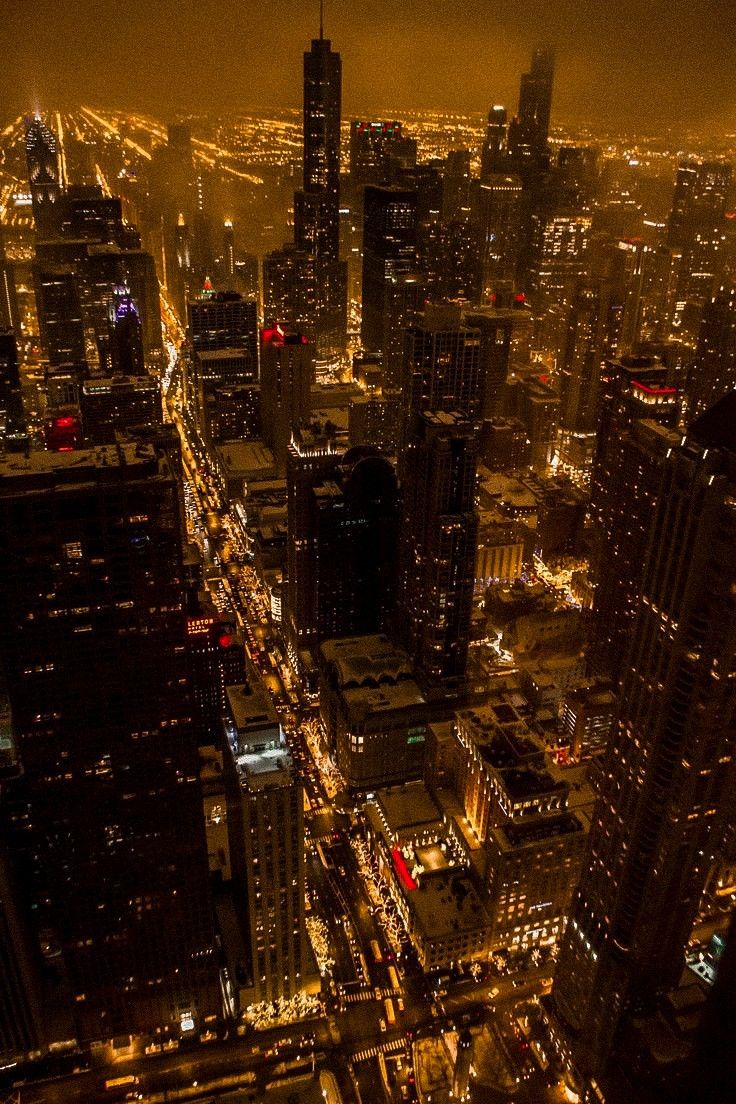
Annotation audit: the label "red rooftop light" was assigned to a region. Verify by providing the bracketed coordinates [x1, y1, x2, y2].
[392, 848, 417, 891]
[631, 379, 677, 396]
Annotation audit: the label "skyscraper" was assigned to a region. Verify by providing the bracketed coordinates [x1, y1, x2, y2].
[187, 291, 258, 366]
[480, 106, 508, 183]
[108, 286, 145, 375]
[402, 304, 484, 423]
[299, 26, 342, 264]
[260, 325, 314, 476]
[687, 286, 736, 419]
[551, 391, 736, 1091]
[292, 24, 347, 357]
[223, 680, 309, 1003]
[398, 411, 478, 690]
[668, 160, 731, 312]
[508, 46, 555, 164]
[588, 355, 680, 681]
[361, 186, 418, 354]
[285, 438, 399, 666]
[0, 443, 219, 1042]
[25, 115, 60, 236]
[473, 174, 523, 298]
[557, 279, 615, 473]
[0, 331, 27, 452]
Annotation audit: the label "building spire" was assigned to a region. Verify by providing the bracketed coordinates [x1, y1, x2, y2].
[319, 0, 324, 39]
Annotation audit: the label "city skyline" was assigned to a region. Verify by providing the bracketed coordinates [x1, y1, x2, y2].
[2, 1, 735, 131]
[0, 10, 735, 1104]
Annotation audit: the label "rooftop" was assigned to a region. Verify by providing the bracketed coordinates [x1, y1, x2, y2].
[0, 442, 161, 492]
[410, 869, 489, 940]
[373, 782, 443, 837]
[497, 811, 584, 850]
[217, 440, 275, 476]
[321, 635, 417, 688]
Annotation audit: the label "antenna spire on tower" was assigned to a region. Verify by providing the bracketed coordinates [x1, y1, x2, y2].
[319, 0, 324, 39]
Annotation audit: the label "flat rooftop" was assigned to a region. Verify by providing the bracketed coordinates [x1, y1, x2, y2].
[217, 440, 275, 476]
[373, 782, 442, 837]
[321, 635, 418, 688]
[226, 681, 280, 738]
[409, 870, 489, 940]
[496, 811, 584, 851]
[0, 442, 161, 492]
[235, 743, 294, 792]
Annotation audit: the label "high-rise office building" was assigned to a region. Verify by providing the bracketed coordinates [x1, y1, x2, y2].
[187, 291, 258, 367]
[473, 174, 523, 298]
[589, 356, 680, 681]
[107, 286, 145, 376]
[462, 306, 515, 419]
[286, 437, 399, 664]
[187, 613, 245, 744]
[668, 160, 731, 311]
[25, 116, 60, 235]
[0, 227, 19, 334]
[402, 304, 484, 423]
[222, 220, 235, 280]
[0, 444, 219, 1043]
[33, 266, 87, 367]
[480, 106, 508, 183]
[223, 680, 309, 1003]
[551, 391, 736, 1091]
[442, 150, 473, 224]
[398, 411, 478, 690]
[263, 245, 319, 345]
[313, 448, 399, 644]
[0, 331, 27, 452]
[80, 375, 161, 443]
[349, 121, 416, 188]
[300, 28, 341, 264]
[361, 186, 418, 354]
[507, 46, 555, 164]
[687, 287, 736, 419]
[557, 280, 615, 473]
[260, 325, 314, 476]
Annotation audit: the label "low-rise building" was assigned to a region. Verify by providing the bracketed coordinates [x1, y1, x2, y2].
[365, 783, 491, 970]
[319, 635, 428, 790]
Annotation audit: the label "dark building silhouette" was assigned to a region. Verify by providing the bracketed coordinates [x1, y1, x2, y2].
[108, 287, 145, 376]
[398, 411, 478, 691]
[286, 436, 399, 666]
[349, 121, 416, 188]
[551, 391, 736, 1093]
[508, 46, 555, 164]
[687, 286, 736, 419]
[0, 331, 27, 452]
[589, 355, 680, 681]
[0, 843, 47, 1062]
[0, 443, 219, 1043]
[361, 186, 418, 355]
[25, 115, 60, 235]
[260, 325, 314, 476]
[480, 105, 508, 183]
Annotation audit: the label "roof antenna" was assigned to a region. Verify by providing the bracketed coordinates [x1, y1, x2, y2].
[320, 0, 324, 39]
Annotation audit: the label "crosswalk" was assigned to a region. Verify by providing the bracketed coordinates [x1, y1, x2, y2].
[341, 986, 401, 1005]
[352, 1036, 408, 1064]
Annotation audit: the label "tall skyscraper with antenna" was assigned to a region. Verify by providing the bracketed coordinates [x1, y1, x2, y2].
[291, 5, 346, 355]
